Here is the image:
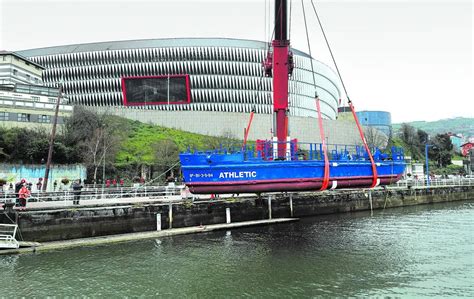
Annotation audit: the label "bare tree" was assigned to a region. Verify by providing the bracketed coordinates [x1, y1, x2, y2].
[64, 107, 127, 185]
[364, 126, 388, 149]
[80, 124, 121, 186]
[153, 139, 180, 180]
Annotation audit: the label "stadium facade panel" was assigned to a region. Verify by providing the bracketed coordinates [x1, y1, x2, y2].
[18, 38, 341, 119]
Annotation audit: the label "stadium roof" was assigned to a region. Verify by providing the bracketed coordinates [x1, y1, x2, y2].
[17, 37, 312, 59]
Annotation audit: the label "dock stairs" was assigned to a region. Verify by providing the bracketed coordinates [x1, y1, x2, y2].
[0, 224, 20, 249]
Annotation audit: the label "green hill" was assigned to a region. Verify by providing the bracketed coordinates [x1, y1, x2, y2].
[393, 117, 473, 137]
[115, 120, 241, 167]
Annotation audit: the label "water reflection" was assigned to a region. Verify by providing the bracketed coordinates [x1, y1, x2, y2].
[0, 201, 472, 297]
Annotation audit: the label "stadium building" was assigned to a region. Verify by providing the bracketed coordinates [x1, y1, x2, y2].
[17, 38, 364, 144]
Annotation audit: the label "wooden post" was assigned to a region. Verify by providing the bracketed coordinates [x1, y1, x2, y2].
[168, 203, 173, 229]
[268, 195, 272, 219]
[368, 190, 373, 216]
[289, 193, 293, 217]
[156, 213, 161, 231]
[226, 207, 231, 224]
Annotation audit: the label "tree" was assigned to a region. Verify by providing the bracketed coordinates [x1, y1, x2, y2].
[0, 147, 9, 160]
[206, 130, 240, 150]
[417, 129, 429, 148]
[63, 108, 126, 184]
[364, 127, 387, 149]
[399, 123, 422, 159]
[153, 139, 180, 181]
[63, 106, 102, 143]
[429, 134, 453, 167]
[0, 124, 80, 164]
[398, 123, 430, 160]
[79, 124, 123, 186]
[62, 106, 102, 161]
[81, 127, 105, 185]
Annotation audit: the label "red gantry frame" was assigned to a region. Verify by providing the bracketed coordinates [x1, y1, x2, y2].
[121, 74, 191, 106]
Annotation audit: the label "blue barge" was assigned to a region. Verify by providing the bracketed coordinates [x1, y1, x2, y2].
[180, 143, 405, 194]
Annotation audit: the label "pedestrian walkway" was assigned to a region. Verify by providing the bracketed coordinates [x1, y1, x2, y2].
[0, 192, 248, 211]
[0, 195, 184, 211]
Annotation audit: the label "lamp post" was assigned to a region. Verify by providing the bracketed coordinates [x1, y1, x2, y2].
[43, 82, 63, 191]
[102, 125, 106, 188]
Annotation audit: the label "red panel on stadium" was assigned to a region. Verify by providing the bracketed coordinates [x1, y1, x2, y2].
[121, 75, 191, 106]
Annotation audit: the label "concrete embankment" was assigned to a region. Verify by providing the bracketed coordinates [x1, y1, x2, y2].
[1, 185, 473, 244]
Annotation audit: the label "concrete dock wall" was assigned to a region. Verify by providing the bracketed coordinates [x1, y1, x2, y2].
[1, 186, 472, 242]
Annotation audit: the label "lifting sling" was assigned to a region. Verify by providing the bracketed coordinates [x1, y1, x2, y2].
[242, 109, 255, 150]
[349, 101, 378, 188]
[316, 97, 330, 190]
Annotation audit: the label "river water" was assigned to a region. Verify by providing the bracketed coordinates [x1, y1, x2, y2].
[1, 200, 473, 297]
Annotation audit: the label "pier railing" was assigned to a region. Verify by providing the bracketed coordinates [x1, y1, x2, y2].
[0, 184, 185, 206]
[1, 178, 472, 208]
[395, 177, 474, 188]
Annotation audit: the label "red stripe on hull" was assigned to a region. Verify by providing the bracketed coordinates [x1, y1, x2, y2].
[187, 174, 402, 194]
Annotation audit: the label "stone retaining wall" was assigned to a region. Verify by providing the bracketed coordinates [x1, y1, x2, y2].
[1, 186, 472, 242]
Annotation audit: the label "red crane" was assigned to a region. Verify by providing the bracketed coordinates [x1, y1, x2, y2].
[268, 0, 293, 159]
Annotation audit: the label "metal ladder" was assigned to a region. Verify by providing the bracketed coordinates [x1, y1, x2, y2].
[0, 224, 20, 249]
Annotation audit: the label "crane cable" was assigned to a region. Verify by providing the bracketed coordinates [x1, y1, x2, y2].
[243, 2, 284, 152]
[242, 1, 284, 151]
[310, 0, 378, 188]
[302, 0, 330, 191]
[289, 0, 293, 41]
[264, 0, 267, 43]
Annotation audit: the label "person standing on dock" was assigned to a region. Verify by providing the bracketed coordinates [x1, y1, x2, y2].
[36, 178, 43, 192]
[72, 179, 83, 205]
[18, 182, 31, 211]
[14, 179, 25, 207]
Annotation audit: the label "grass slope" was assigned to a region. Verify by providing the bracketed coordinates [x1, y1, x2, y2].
[115, 120, 240, 166]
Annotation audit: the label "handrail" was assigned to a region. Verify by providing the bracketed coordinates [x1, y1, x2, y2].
[184, 141, 404, 163]
[0, 185, 185, 203]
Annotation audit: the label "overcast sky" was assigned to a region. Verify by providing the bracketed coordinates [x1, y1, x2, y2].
[0, 0, 472, 123]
